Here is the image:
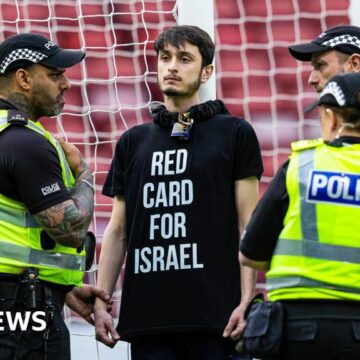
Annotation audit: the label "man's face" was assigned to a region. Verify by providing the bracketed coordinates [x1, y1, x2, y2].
[28, 64, 70, 119]
[157, 42, 204, 98]
[309, 50, 348, 93]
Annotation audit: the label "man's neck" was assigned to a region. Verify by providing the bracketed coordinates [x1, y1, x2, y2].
[5, 92, 37, 120]
[338, 130, 360, 138]
[164, 93, 202, 113]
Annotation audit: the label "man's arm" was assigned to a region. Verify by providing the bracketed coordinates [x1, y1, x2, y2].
[94, 195, 127, 347]
[65, 284, 113, 325]
[223, 176, 259, 340]
[239, 252, 270, 271]
[33, 138, 94, 248]
[239, 161, 290, 271]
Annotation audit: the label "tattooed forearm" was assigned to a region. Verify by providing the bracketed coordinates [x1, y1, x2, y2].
[72, 158, 93, 182]
[70, 176, 95, 229]
[34, 170, 95, 248]
[70, 162, 94, 232]
[34, 200, 83, 247]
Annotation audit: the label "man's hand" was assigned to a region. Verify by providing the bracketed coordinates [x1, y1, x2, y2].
[56, 136, 87, 178]
[94, 308, 120, 348]
[65, 284, 113, 325]
[223, 303, 247, 340]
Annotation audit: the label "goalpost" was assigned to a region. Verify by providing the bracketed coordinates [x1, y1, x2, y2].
[177, 0, 216, 101]
[0, 1, 355, 359]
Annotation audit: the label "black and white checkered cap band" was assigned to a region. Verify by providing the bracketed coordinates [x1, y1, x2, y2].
[322, 34, 360, 50]
[320, 81, 346, 106]
[0, 48, 48, 74]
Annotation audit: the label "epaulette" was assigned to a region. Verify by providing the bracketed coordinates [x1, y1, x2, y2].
[7, 110, 28, 126]
[291, 138, 323, 152]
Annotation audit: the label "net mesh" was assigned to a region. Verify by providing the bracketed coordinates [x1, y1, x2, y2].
[0, 0, 351, 358]
[215, 0, 349, 192]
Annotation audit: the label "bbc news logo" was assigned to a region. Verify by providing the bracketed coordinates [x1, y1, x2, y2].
[0, 311, 46, 331]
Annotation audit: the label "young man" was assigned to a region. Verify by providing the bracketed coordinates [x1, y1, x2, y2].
[288, 25, 360, 93]
[0, 33, 110, 360]
[95, 25, 263, 359]
[240, 72, 360, 359]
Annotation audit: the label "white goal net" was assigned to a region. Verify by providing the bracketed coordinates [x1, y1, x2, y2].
[0, 0, 353, 359]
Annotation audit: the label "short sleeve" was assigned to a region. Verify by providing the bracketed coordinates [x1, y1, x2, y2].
[3, 127, 71, 214]
[240, 160, 289, 261]
[102, 136, 127, 197]
[233, 120, 263, 180]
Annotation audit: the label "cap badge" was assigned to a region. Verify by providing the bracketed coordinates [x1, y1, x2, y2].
[44, 40, 56, 50]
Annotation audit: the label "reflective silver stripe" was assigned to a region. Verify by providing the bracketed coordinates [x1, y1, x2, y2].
[0, 116, 8, 127]
[276, 238, 360, 264]
[0, 240, 85, 271]
[0, 115, 72, 187]
[267, 276, 360, 294]
[25, 122, 73, 187]
[51, 139, 73, 186]
[298, 149, 319, 241]
[24, 121, 44, 136]
[0, 206, 40, 228]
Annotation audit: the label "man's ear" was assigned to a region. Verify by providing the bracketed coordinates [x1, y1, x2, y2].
[320, 107, 338, 141]
[14, 68, 32, 91]
[200, 64, 214, 84]
[347, 53, 360, 72]
[324, 108, 338, 130]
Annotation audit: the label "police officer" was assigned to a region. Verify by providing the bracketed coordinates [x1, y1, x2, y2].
[288, 24, 360, 93]
[0, 33, 110, 360]
[240, 72, 360, 360]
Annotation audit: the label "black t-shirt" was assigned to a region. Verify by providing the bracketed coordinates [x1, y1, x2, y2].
[240, 137, 360, 261]
[103, 107, 263, 340]
[0, 100, 71, 214]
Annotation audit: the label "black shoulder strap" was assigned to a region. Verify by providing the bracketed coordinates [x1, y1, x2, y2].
[7, 110, 28, 125]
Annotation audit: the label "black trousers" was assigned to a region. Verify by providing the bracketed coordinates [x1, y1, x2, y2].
[0, 281, 70, 360]
[276, 301, 360, 360]
[130, 332, 249, 360]
[0, 308, 70, 360]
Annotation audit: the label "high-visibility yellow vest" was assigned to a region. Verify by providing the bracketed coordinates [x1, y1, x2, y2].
[267, 138, 360, 301]
[0, 110, 85, 286]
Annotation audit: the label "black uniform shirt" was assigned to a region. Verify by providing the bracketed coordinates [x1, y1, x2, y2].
[0, 99, 71, 214]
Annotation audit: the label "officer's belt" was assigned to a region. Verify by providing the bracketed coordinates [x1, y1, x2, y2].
[0, 281, 66, 311]
[282, 300, 360, 320]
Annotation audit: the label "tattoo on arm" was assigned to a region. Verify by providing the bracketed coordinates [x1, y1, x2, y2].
[34, 165, 95, 248]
